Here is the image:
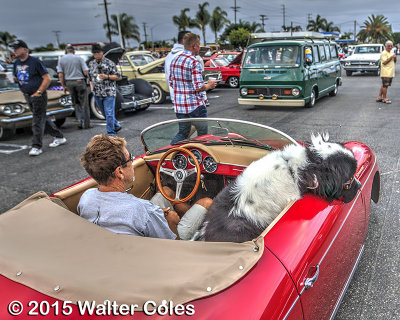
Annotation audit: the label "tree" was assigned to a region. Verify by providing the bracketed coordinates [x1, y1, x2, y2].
[32, 43, 56, 52]
[306, 15, 327, 32]
[357, 14, 392, 43]
[0, 31, 17, 52]
[209, 6, 230, 47]
[392, 32, 400, 45]
[322, 21, 340, 33]
[172, 8, 198, 31]
[220, 19, 262, 42]
[282, 25, 302, 32]
[195, 2, 211, 45]
[104, 13, 140, 48]
[228, 27, 249, 49]
[340, 32, 353, 40]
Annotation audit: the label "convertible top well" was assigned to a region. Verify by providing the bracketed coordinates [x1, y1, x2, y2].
[0, 192, 294, 309]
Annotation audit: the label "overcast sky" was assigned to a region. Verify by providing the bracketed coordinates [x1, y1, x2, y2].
[1, 0, 400, 49]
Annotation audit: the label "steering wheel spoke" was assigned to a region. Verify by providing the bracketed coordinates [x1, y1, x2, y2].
[175, 182, 184, 200]
[159, 167, 175, 177]
[186, 168, 197, 176]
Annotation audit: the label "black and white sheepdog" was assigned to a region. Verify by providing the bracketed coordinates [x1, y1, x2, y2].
[202, 133, 361, 243]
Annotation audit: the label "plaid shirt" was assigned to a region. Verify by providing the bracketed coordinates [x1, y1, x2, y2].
[88, 57, 120, 97]
[169, 49, 205, 114]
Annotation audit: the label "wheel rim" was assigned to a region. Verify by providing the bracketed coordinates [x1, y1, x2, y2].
[311, 90, 315, 105]
[334, 83, 338, 94]
[152, 84, 161, 103]
[90, 96, 105, 120]
[229, 77, 239, 87]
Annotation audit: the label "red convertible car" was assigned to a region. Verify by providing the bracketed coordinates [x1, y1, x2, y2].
[0, 119, 379, 319]
[211, 51, 241, 62]
[204, 53, 242, 88]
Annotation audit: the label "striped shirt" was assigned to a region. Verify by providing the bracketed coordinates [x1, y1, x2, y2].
[169, 49, 205, 114]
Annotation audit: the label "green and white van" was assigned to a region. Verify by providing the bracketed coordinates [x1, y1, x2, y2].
[238, 38, 342, 108]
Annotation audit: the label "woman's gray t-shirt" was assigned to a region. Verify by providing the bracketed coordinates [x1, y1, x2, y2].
[77, 188, 175, 239]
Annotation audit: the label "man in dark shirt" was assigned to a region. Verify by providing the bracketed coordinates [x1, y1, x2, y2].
[11, 40, 66, 156]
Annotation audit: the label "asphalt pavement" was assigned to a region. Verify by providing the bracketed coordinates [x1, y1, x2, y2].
[1, 66, 400, 319]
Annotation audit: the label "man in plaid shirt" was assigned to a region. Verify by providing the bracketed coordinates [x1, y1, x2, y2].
[169, 33, 217, 144]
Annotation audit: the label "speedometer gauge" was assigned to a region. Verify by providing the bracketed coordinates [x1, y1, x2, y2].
[203, 156, 218, 173]
[188, 149, 202, 165]
[172, 154, 187, 169]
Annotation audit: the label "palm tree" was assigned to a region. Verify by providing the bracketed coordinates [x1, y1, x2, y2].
[172, 8, 198, 31]
[220, 19, 262, 43]
[0, 31, 17, 53]
[209, 7, 230, 48]
[322, 21, 340, 33]
[195, 2, 211, 45]
[340, 32, 353, 40]
[306, 15, 327, 32]
[104, 13, 140, 48]
[357, 14, 392, 43]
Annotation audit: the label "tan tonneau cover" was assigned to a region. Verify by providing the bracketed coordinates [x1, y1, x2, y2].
[0, 192, 265, 308]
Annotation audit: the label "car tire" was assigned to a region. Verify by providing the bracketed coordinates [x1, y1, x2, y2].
[0, 127, 13, 141]
[151, 83, 166, 104]
[329, 81, 338, 97]
[346, 70, 353, 76]
[374, 69, 380, 76]
[227, 76, 239, 88]
[306, 88, 316, 108]
[54, 118, 66, 128]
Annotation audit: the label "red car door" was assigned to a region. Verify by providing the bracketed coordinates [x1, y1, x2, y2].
[265, 193, 367, 320]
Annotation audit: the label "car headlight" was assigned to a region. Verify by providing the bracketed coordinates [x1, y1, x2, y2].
[0, 104, 25, 116]
[59, 95, 72, 106]
[292, 88, 300, 96]
[240, 88, 248, 96]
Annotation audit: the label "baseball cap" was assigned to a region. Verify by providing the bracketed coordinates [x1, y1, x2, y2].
[10, 40, 28, 49]
[91, 44, 104, 53]
[65, 44, 75, 51]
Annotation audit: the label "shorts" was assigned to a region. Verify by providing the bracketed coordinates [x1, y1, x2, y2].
[382, 77, 393, 87]
[150, 193, 208, 240]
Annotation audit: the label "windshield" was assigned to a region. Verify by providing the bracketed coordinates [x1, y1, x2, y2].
[0, 73, 18, 91]
[243, 45, 301, 68]
[141, 118, 297, 153]
[129, 54, 156, 66]
[354, 46, 381, 54]
[211, 58, 229, 67]
[216, 53, 238, 62]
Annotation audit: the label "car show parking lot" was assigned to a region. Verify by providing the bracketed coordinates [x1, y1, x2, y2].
[1, 64, 400, 319]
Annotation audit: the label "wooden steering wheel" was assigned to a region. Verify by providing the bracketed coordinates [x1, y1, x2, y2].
[155, 147, 201, 203]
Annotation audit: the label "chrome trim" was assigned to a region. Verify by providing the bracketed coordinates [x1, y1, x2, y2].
[238, 98, 306, 107]
[140, 118, 299, 153]
[0, 107, 74, 124]
[329, 245, 365, 320]
[299, 157, 377, 295]
[121, 97, 153, 109]
[283, 295, 301, 320]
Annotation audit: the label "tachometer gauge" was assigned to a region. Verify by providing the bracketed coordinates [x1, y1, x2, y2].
[172, 154, 187, 169]
[203, 156, 218, 173]
[188, 149, 203, 165]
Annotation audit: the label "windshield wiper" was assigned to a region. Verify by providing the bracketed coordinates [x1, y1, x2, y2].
[220, 137, 275, 151]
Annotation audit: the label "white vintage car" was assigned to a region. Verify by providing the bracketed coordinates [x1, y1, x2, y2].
[342, 44, 384, 76]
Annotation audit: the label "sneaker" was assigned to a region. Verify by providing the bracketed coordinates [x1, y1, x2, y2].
[29, 147, 43, 156]
[49, 137, 67, 148]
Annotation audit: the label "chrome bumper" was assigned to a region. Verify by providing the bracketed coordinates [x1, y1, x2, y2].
[120, 97, 154, 110]
[0, 107, 74, 126]
[238, 98, 305, 107]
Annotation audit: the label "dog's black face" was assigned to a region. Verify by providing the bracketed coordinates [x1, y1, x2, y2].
[300, 140, 361, 204]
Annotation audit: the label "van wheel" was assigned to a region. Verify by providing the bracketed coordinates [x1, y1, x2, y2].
[227, 76, 239, 88]
[329, 82, 338, 96]
[0, 127, 13, 141]
[151, 83, 166, 104]
[346, 70, 352, 76]
[306, 89, 316, 108]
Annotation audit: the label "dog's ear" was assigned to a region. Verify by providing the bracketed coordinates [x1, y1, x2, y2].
[311, 132, 330, 146]
[306, 174, 319, 190]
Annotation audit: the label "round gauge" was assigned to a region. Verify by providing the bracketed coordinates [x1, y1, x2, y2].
[203, 156, 218, 173]
[188, 149, 203, 165]
[172, 154, 187, 169]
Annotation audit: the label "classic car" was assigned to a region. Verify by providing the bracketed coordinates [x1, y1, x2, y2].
[204, 53, 242, 88]
[0, 72, 73, 140]
[342, 44, 384, 76]
[32, 46, 155, 120]
[0, 118, 379, 319]
[118, 51, 168, 104]
[210, 51, 241, 62]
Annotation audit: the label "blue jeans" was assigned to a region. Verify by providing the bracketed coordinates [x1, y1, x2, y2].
[94, 96, 120, 135]
[171, 105, 208, 144]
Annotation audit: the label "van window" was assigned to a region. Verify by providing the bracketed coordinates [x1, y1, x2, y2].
[304, 46, 313, 63]
[243, 45, 300, 67]
[354, 46, 381, 54]
[324, 45, 331, 60]
[313, 46, 320, 63]
[318, 45, 326, 61]
[330, 45, 338, 58]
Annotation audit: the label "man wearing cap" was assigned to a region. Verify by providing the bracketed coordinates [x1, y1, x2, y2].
[57, 45, 91, 129]
[11, 40, 66, 156]
[88, 44, 122, 136]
